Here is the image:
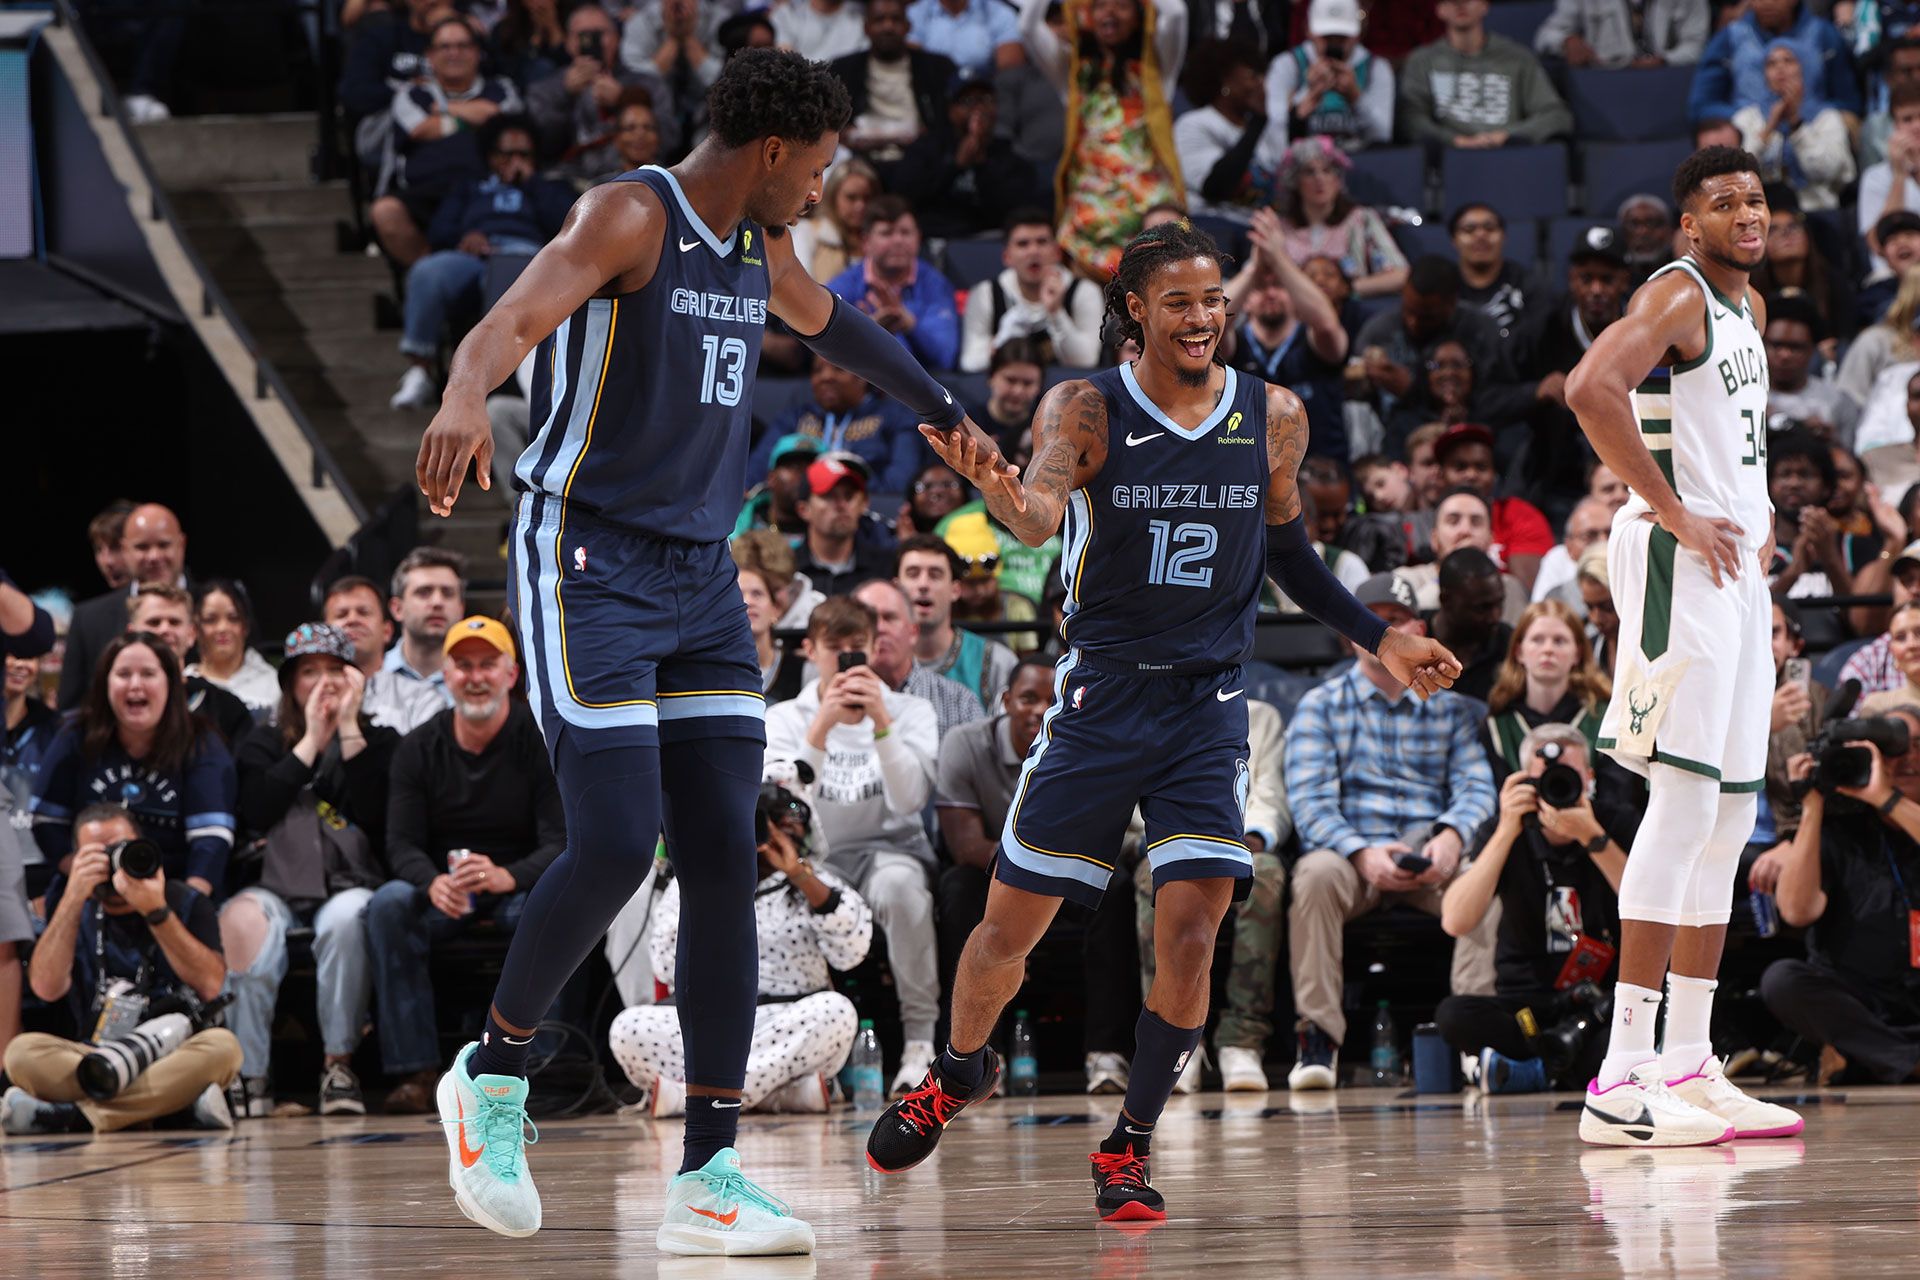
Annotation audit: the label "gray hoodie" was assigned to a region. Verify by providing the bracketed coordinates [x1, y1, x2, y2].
[765, 679, 940, 873]
[1399, 33, 1573, 144]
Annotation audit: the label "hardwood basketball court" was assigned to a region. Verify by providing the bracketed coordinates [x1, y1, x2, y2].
[3, 1084, 1913, 1277]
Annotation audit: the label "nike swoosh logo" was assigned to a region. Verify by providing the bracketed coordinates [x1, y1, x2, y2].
[943, 389, 953, 404]
[691, 1207, 740, 1226]
[713, 1099, 742, 1109]
[1125, 431, 1164, 447]
[456, 1097, 484, 1168]
[1124, 1125, 1153, 1135]
[1217, 688, 1244, 702]
[1584, 1099, 1653, 1128]
[679, 237, 699, 252]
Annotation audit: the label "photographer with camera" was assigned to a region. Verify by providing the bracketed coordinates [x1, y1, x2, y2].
[609, 776, 871, 1115]
[2, 804, 238, 1134]
[764, 596, 941, 1095]
[1436, 725, 1635, 1092]
[1760, 700, 1920, 1084]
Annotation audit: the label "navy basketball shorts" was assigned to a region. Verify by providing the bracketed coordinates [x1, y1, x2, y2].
[509, 492, 765, 758]
[994, 648, 1254, 910]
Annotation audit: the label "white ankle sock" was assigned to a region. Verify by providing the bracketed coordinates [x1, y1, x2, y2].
[1658, 973, 1718, 1082]
[1596, 981, 1663, 1088]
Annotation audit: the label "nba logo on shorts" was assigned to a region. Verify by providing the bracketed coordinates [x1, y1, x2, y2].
[1072, 686, 1085, 709]
[574, 546, 588, 572]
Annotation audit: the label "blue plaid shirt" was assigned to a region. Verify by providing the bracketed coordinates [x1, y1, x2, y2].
[1284, 666, 1495, 857]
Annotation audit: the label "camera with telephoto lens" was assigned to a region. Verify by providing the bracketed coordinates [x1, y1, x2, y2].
[76, 990, 231, 1100]
[1519, 741, 1585, 820]
[1798, 679, 1911, 797]
[106, 837, 162, 880]
[754, 761, 814, 852]
[1518, 981, 1613, 1084]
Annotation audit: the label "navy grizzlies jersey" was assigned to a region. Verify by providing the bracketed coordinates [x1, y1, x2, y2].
[1060, 364, 1270, 669]
[514, 165, 768, 542]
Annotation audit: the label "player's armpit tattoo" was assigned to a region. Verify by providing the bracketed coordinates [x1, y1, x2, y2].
[1265, 387, 1308, 525]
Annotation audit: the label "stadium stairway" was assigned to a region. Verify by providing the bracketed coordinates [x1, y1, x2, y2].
[134, 112, 507, 603]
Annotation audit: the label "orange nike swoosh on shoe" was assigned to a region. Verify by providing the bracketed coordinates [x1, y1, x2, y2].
[456, 1097, 485, 1168]
[690, 1207, 739, 1226]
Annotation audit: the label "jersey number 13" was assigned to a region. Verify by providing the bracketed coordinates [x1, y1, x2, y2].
[699, 335, 748, 407]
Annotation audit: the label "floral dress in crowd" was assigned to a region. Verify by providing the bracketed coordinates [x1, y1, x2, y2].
[1058, 70, 1184, 281]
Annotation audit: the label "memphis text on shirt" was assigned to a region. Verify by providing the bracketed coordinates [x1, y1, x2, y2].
[818, 748, 886, 806]
[670, 288, 769, 326]
[1110, 484, 1263, 511]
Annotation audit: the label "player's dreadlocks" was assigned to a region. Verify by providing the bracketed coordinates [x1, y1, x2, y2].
[1101, 219, 1229, 351]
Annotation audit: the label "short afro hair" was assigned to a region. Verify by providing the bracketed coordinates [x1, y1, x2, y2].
[706, 48, 851, 151]
[1767, 424, 1837, 494]
[1672, 145, 1762, 212]
[1103, 218, 1227, 349]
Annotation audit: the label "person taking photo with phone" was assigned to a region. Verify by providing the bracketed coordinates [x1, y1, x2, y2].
[1436, 724, 1637, 1092]
[764, 597, 942, 1094]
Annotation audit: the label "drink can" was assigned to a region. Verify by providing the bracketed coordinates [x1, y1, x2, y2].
[1750, 891, 1779, 939]
[448, 848, 477, 913]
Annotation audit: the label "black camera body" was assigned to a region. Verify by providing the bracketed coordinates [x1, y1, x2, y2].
[106, 838, 162, 880]
[1800, 679, 1911, 796]
[1520, 741, 1586, 814]
[1523, 981, 1613, 1083]
[753, 760, 815, 851]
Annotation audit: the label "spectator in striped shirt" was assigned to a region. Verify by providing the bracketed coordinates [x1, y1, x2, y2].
[1282, 571, 1497, 1090]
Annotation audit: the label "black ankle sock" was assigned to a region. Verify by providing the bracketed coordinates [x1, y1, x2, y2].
[681, 1094, 741, 1173]
[939, 1044, 987, 1089]
[469, 1011, 535, 1079]
[1102, 1108, 1154, 1156]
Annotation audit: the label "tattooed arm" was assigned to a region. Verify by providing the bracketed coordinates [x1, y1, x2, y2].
[1264, 384, 1308, 526]
[1260, 382, 1462, 698]
[920, 379, 1108, 547]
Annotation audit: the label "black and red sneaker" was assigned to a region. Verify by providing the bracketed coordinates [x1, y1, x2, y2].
[865, 1048, 1001, 1173]
[1091, 1144, 1166, 1222]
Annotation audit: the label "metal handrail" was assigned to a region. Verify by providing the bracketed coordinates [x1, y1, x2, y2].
[49, 0, 370, 526]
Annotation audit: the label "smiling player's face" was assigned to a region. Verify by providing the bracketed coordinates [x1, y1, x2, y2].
[1129, 257, 1225, 388]
[752, 134, 841, 230]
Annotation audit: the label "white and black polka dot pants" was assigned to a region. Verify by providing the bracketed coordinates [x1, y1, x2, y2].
[609, 991, 859, 1109]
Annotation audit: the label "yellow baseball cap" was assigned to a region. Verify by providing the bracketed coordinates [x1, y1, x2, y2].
[443, 614, 516, 660]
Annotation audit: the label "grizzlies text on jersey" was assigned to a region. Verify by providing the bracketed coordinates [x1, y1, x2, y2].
[1058, 363, 1271, 671]
[508, 166, 769, 754]
[995, 363, 1273, 910]
[514, 165, 768, 542]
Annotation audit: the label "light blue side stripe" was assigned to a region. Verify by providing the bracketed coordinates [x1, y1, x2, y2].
[997, 834, 1113, 891]
[514, 314, 571, 490]
[996, 648, 1108, 890]
[1061, 490, 1091, 617]
[657, 693, 766, 722]
[1147, 837, 1254, 870]
[528, 302, 613, 496]
[533, 528, 660, 732]
[1119, 363, 1238, 440]
[512, 498, 550, 736]
[644, 164, 737, 257]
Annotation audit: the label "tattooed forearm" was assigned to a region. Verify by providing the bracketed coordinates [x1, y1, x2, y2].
[987, 380, 1108, 546]
[1265, 386, 1307, 525]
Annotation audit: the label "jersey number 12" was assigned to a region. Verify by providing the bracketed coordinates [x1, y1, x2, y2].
[1147, 520, 1217, 588]
[700, 335, 747, 407]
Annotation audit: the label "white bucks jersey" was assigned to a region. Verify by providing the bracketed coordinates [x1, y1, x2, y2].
[1622, 258, 1773, 551]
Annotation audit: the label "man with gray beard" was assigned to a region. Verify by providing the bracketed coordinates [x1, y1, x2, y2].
[364, 617, 566, 1113]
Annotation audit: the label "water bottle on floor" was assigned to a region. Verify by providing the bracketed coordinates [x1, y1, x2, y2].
[1370, 1000, 1399, 1086]
[1010, 1010, 1038, 1096]
[850, 1020, 885, 1114]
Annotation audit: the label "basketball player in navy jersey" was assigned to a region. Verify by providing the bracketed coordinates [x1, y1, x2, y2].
[414, 51, 1018, 1254]
[866, 222, 1462, 1223]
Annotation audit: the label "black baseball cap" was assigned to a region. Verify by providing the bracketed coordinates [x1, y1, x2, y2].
[1570, 224, 1628, 269]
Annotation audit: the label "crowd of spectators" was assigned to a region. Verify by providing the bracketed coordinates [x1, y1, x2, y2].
[38, 0, 1920, 1125]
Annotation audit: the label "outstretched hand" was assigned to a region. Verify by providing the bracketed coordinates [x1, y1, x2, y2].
[1377, 630, 1462, 701]
[918, 417, 1026, 513]
[416, 396, 495, 517]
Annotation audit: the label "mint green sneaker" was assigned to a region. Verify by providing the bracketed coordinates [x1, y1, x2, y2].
[656, 1148, 815, 1256]
[436, 1042, 542, 1237]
